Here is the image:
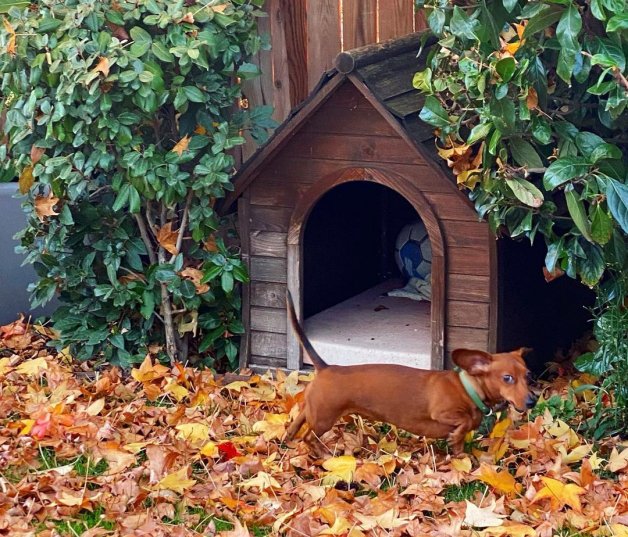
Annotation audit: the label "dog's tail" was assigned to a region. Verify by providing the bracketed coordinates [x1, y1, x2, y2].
[286, 291, 328, 370]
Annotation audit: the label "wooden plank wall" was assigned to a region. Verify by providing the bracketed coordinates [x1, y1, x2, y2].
[240, 0, 428, 161]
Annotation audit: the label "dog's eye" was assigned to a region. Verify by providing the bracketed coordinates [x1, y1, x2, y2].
[503, 374, 514, 384]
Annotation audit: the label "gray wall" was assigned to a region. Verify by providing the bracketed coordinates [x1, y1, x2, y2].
[0, 183, 58, 324]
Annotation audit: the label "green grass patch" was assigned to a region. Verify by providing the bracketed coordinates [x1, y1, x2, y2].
[442, 481, 488, 503]
[52, 506, 115, 535]
[251, 525, 272, 537]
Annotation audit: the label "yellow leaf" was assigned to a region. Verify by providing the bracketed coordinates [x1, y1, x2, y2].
[19, 165, 35, 194]
[85, 398, 106, 416]
[20, 419, 35, 436]
[479, 522, 536, 536]
[608, 447, 628, 472]
[164, 378, 190, 401]
[252, 413, 290, 441]
[378, 438, 397, 454]
[123, 441, 150, 454]
[322, 455, 357, 485]
[452, 456, 472, 473]
[157, 466, 196, 493]
[558, 443, 591, 465]
[239, 471, 281, 490]
[200, 441, 218, 457]
[224, 380, 250, 392]
[0, 357, 12, 376]
[609, 524, 628, 537]
[175, 422, 210, 445]
[530, 476, 585, 512]
[172, 135, 190, 156]
[15, 357, 49, 376]
[475, 463, 521, 495]
[319, 517, 353, 535]
[457, 168, 483, 189]
[2, 17, 15, 35]
[490, 417, 511, 439]
[588, 452, 604, 470]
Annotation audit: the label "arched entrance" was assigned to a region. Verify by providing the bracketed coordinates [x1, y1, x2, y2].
[287, 167, 445, 370]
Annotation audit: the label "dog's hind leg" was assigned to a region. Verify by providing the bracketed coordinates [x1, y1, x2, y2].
[285, 408, 307, 441]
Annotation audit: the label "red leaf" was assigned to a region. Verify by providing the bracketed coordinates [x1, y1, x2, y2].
[218, 441, 240, 460]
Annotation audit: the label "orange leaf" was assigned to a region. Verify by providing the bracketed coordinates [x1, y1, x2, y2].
[172, 135, 190, 157]
[34, 191, 60, 221]
[93, 56, 110, 77]
[475, 463, 521, 495]
[156, 222, 179, 255]
[131, 354, 169, 383]
[526, 87, 538, 111]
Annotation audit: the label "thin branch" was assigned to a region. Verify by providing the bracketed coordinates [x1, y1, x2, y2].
[170, 189, 193, 263]
[134, 213, 157, 265]
[145, 201, 159, 238]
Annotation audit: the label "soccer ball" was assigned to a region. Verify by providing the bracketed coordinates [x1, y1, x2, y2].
[394, 220, 432, 281]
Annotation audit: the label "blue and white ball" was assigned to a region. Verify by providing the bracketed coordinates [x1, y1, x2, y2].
[394, 220, 432, 280]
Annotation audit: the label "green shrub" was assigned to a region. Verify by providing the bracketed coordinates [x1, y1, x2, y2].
[414, 0, 627, 433]
[0, 0, 274, 367]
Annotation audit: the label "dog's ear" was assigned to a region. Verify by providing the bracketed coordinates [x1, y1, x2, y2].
[452, 349, 492, 375]
[517, 347, 533, 357]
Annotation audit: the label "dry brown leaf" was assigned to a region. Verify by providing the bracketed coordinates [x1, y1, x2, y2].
[156, 222, 179, 255]
[93, 56, 110, 77]
[34, 191, 60, 221]
[179, 267, 210, 294]
[172, 135, 190, 157]
[30, 145, 45, 165]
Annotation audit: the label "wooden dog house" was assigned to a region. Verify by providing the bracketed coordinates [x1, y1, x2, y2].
[222, 33, 497, 372]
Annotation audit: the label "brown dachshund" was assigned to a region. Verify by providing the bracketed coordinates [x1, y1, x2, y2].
[285, 292, 536, 455]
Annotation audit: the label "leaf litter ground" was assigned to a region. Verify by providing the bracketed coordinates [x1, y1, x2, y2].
[1, 318, 627, 536]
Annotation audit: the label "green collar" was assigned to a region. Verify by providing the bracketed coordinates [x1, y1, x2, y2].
[456, 368, 492, 416]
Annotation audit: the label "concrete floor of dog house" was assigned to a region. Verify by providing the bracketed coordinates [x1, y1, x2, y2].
[304, 279, 432, 368]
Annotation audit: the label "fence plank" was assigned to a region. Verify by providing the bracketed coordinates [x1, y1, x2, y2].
[342, 0, 377, 49]
[307, 0, 341, 90]
[378, 0, 413, 41]
[280, 0, 308, 107]
[269, 0, 292, 122]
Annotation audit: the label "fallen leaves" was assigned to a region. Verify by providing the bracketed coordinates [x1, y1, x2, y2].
[531, 476, 586, 512]
[172, 134, 190, 156]
[1, 319, 627, 536]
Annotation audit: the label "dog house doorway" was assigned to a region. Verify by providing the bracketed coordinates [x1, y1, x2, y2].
[286, 168, 445, 370]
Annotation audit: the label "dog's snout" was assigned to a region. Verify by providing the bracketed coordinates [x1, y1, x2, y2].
[525, 393, 538, 409]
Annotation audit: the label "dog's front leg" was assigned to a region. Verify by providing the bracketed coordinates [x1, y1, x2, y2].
[431, 411, 475, 455]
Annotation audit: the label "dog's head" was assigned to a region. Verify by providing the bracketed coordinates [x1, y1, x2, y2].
[452, 348, 536, 412]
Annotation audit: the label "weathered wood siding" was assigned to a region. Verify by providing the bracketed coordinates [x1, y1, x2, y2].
[242, 82, 494, 369]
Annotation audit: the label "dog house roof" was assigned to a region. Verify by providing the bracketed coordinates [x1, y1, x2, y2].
[222, 31, 447, 211]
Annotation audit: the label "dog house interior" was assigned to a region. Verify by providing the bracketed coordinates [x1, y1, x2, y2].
[303, 181, 432, 368]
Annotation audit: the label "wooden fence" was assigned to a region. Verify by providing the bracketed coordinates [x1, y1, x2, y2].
[240, 0, 426, 160]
